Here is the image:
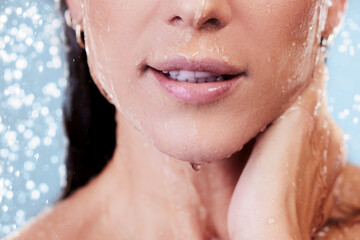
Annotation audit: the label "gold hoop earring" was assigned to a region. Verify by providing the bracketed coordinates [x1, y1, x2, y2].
[75, 24, 85, 49]
[64, 9, 85, 49]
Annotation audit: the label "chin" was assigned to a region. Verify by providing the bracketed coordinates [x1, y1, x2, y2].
[151, 131, 249, 164]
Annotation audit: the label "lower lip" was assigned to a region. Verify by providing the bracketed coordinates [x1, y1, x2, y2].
[151, 69, 243, 104]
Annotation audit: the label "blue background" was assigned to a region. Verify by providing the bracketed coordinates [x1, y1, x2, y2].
[327, 0, 360, 163]
[0, 0, 359, 237]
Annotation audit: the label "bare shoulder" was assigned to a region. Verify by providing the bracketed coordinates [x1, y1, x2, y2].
[2, 183, 103, 240]
[2, 160, 134, 240]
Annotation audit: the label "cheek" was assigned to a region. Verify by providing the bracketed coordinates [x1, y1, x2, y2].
[245, 0, 321, 97]
[83, 0, 148, 117]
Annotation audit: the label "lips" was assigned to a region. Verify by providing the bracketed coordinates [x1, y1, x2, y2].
[147, 57, 247, 104]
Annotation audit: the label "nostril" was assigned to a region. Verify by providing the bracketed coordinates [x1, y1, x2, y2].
[206, 18, 222, 27]
[169, 16, 223, 30]
[200, 18, 222, 30]
[170, 16, 183, 25]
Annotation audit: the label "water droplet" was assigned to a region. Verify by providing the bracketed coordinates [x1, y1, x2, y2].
[222, 56, 229, 63]
[192, 51, 199, 57]
[267, 218, 276, 224]
[190, 162, 202, 171]
[260, 126, 266, 132]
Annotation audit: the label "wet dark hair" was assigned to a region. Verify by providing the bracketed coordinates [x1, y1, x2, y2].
[60, 1, 116, 198]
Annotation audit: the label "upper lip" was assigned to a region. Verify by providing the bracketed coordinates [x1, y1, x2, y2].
[148, 56, 246, 76]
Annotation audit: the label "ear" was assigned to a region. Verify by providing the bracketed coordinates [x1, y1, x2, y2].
[322, 0, 348, 39]
[65, 0, 84, 26]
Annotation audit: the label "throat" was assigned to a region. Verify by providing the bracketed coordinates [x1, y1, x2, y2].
[98, 149, 252, 240]
[94, 111, 254, 239]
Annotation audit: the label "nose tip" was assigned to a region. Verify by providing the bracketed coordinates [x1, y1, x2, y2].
[169, 0, 232, 31]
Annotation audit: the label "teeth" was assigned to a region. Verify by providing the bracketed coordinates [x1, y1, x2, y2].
[206, 76, 217, 82]
[163, 70, 224, 83]
[195, 71, 215, 78]
[169, 71, 179, 79]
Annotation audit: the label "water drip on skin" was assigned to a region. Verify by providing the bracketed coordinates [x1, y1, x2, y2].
[267, 3, 272, 14]
[315, 230, 328, 238]
[260, 126, 267, 133]
[267, 217, 276, 225]
[192, 51, 200, 57]
[135, 57, 143, 67]
[297, 95, 302, 104]
[190, 162, 202, 171]
[222, 56, 230, 63]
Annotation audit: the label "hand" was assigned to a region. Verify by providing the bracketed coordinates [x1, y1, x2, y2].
[227, 62, 348, 239]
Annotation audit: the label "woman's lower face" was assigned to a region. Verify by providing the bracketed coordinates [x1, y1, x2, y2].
[81, 0, 327, 163]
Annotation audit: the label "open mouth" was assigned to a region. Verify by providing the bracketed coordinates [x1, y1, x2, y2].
[153, 68, 242, 83]
[147, 58, 247, 103]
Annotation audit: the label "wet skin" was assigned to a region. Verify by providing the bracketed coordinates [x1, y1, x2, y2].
[6, 0, 360, 239]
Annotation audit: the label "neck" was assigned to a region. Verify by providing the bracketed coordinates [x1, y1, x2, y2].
[93, 111, 251, 239]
